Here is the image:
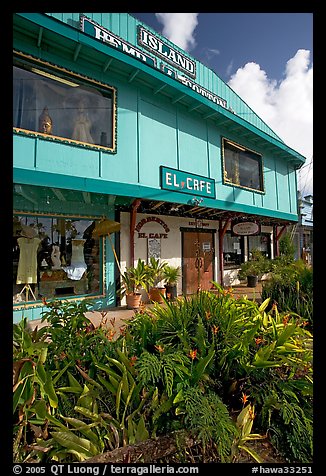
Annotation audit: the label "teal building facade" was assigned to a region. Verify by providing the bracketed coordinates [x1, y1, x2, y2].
[13, 13, 306, 322]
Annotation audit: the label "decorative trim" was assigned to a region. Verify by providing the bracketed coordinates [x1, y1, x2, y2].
[13, 50, 117, 154]
[221, 136, 265, 194]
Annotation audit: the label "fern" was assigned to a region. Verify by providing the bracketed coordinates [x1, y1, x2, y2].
[136, 351, 162, 386]
[182, 387, 238, 462]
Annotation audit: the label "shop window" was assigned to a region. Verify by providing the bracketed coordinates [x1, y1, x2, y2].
[248, 233, 271, 259]
[13, 58, 116, 151]
[13, 215, 103, 305]
[223, 231, 244, 269]
[222, 138, 264, 192]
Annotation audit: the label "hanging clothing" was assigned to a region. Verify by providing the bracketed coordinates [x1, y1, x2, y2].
[16, 237, 41, 284]
[63, 239, 87, 280]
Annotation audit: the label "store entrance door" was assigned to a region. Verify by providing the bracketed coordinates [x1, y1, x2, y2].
[182, 230, 215, 295]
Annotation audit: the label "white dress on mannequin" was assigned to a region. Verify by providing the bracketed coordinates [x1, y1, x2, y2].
[63, 239, 87, 280]
[51, 245, 62, 270]
[16, 237, 41, 284]
[71, 103, 94, 143]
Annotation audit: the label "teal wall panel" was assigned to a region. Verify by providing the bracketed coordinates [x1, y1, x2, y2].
[139, 98, 178, 186]
[35, 140, 101, 178]
[275, 159, 290, 212]
[13, 135, 36, 168]
[178, 112, 208, 177]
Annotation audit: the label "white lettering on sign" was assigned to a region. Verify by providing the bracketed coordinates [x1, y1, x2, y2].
[164, 171, 214, 196]
[138, 26, 196, 78]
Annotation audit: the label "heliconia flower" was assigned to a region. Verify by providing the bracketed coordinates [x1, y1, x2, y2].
[130, 356, 137, 366]
[255, 337, 263, 345]
[107, 329, 116, 341]
[282, 316, 289, 326]
[110, 317, 116, 327]
[154, 344, 164, 353]
[301, 321, 309, 327]
[188, 349, 197, 360]
[241, 392, 249, 404]
[212, 325, 219, 334]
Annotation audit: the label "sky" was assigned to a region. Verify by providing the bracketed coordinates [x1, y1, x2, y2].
[131, 13, 313, 198]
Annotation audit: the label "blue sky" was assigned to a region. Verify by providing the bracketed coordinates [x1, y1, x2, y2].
[131, 13, 313, 197]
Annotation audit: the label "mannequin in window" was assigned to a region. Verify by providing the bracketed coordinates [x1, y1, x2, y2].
[51, 244, 62, 270]
[71, 101, 94, 143]
[38, 106, 53, 134]
[16, 226, 41, 285]
[62, 239, 87, 280]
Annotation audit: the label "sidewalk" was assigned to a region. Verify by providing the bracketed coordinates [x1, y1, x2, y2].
[26, 283, 263, 332]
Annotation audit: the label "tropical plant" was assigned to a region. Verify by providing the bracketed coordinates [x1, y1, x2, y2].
[163, 265, 181, 285]
[238, 249, 271, 281]
[119, 259, 153, 298]
[147, 257, 168, 287]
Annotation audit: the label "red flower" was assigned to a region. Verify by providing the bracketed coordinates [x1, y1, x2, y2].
[241, 392, 249, 405]
[212, 325, 219, 334]
[154, 344, 164, 353]
[188, 349, 197, 360]
[130, 356, 137, 366]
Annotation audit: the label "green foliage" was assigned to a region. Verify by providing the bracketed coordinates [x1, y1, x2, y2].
[119, 259, 154, 296]
[279, 232, 296, 260]
[162, 265, 181, 285]
[238, 249, 271, 280]
[13, 283, 313, 464]
[147, 257, 168, 287]
[262, 261, 313, 328]
[182, 387, 238, 462]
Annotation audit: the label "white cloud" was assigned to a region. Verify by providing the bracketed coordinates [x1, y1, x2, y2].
[155, 13, 199, 51]
[228, 49, 313, 196]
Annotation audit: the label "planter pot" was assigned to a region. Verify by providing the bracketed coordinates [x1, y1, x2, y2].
[165, 284, 177, 301]
[247, 275, 258, 287]
[126, 293, 142, 309]
[149, 287, 166, 303]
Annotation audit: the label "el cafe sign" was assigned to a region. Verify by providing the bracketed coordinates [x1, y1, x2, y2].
[136, 216, 170, 239]
[161, 166, 216, 199]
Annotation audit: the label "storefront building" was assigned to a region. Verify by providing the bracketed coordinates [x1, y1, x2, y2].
[13, 13, 306, 322]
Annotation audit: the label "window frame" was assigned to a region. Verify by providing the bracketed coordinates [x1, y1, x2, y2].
[221, 137, 265, 193]
[223, 230, 245, 269]
[13, 51, 117, 153]
[13, 211, 106, 309]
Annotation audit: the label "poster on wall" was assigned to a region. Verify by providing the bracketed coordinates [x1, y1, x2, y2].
[148, 238, 161, 261]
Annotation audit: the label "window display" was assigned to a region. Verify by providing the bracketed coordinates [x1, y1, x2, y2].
[222, 138, 264, 192]
[13, 215, 102, 304]
[223, 231, 244, 268]
[13, 59, 115, 151]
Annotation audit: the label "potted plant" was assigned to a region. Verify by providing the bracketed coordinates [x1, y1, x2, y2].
[238, 249, 270, 287]
[147, 257, 168, 303]
[119, 258, 153, 309]
[163, 265, 181, 301]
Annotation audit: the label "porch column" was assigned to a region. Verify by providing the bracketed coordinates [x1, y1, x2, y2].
[130, 199, 141, 267]
[218, 218, 231, 287]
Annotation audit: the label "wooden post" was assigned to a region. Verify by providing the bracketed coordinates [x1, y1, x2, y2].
[130, 199, 141, 267]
